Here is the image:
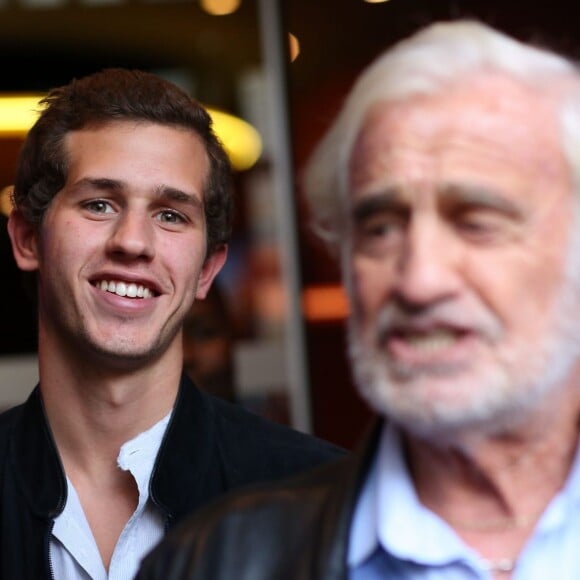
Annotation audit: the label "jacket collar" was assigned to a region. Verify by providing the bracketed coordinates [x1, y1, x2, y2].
[318, 418, 383, 580]
[9, 386, 67, 518]
[149, 374, 225, 523]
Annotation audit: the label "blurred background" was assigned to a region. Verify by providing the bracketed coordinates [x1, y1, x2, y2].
[1, 0, 578, 449]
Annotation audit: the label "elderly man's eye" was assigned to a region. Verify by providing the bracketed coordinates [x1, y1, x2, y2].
[354, 214, 405, 256]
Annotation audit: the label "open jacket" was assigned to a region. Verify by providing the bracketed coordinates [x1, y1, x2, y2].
[137, 421, 381, 580]
[0, 374, 343, 579]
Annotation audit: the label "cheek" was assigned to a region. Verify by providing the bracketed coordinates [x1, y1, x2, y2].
[351, 257, 392, 320]
[162, 237, 204, 281]
[466, 245, 568, 336]
[42, 216, 92, 256]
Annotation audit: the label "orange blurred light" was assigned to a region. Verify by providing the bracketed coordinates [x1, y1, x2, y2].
[288, 32, 300, 62]
[0, 186, 12, 217]
[199, 0, 241, 16]
[302, 285, 350, 322]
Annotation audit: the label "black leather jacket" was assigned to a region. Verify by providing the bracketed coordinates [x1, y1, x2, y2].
[137, 421, 380, 580]
[0, 374, 344, 579]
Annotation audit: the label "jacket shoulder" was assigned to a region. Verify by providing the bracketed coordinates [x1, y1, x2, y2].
[138, 457, 351, 580]
[208, 394, 346, 482]
[0, 404, 23, 447]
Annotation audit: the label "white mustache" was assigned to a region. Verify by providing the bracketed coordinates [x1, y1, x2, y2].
[374, 301, 503, 344]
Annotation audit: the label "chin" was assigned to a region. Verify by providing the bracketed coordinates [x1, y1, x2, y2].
[355, 374, 524, 440]
[81, 334, 168, 368]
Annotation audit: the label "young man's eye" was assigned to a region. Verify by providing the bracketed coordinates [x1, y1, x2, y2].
[157, 210, 186, 224]
[84, 200, 114, 214]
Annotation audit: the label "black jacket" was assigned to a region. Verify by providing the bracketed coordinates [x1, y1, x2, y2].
[0, 374, 344, 579]
[137, 421, 381, 580]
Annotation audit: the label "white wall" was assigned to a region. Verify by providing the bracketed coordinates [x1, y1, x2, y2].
[0, 354, 37, 408]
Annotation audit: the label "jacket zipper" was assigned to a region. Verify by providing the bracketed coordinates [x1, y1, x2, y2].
[46, 519, 56, 580]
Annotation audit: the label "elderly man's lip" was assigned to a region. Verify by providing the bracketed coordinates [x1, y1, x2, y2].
[380, 324, 468, 342]
[378, 325, 475, 361]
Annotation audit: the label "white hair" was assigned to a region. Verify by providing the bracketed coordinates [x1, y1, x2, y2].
[302, 19, 580, 245]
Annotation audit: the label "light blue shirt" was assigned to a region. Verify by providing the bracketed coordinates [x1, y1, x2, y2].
[50, 412, 171, 580]
[348, 423, 580, 579]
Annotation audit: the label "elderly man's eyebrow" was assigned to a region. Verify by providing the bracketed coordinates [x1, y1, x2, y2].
[351, 189, 406, 222]
[439, 184, 524, 217]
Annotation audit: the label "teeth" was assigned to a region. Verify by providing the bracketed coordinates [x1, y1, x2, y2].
[96, 280, 154, 299]
[402, 329, 458, 352]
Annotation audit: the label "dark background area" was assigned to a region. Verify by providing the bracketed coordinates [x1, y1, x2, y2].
[1, 0, 580, 448]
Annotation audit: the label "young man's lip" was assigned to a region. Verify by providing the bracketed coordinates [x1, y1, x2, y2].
[90, 275, 163, 298]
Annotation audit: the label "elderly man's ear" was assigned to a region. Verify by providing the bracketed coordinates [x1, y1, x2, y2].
[7, 209, 40, 272]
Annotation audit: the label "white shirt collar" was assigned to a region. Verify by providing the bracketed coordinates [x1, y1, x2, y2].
[350, 423, 467, 567]
[117, 412, 171, 507]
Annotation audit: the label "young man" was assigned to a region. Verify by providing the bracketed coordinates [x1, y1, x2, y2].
[0, 68, 342, 579]
[138, 21, 580, 579]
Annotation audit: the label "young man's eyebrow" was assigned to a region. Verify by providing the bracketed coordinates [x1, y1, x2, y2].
[156, 186, 204, 211]
[68, 179, 204, 211]
[71, 177, 125, 192]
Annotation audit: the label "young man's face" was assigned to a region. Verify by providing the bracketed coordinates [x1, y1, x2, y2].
[345, 74, 580, 436]
[11, 120, 226, 370]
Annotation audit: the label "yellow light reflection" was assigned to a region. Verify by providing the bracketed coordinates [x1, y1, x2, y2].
[0, 95, 42, 138]
[199, 0, 241, 16]
[207, 107, 262, 171]
[0, 95, 262, 172]
[0, 186, 12, 217]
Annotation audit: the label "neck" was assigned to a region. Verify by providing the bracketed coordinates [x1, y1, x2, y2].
[407, 389, 580, 509]
[403, 385, 580, 568]
[38, 339, 180, 475]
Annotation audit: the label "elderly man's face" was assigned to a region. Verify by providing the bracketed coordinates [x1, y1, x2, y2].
[346, 74, 580, 436]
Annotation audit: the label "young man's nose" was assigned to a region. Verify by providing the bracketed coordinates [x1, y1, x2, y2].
[106, 211, 156, 259]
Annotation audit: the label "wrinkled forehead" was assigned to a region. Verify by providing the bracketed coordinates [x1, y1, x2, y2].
[348, 72, 568, 194]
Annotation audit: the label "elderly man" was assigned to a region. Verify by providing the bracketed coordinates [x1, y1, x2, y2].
[137, 20, 580, 579]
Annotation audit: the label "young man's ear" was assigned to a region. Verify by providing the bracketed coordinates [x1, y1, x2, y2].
[7, 210, 40, 272]
[195, 244, 228, 299]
